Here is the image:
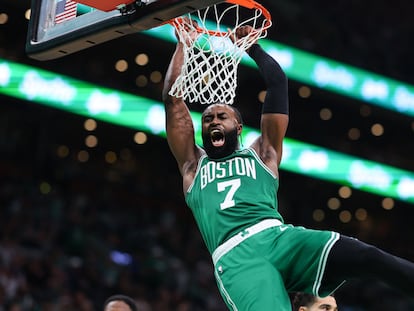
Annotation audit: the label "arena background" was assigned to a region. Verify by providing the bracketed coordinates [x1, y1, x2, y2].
[1, 1, 414, 310]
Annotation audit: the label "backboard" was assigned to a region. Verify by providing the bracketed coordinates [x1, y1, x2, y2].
[26, 0, 224, 61]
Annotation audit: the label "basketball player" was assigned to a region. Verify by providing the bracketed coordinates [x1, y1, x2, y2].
[162, 23, 414, 310]
[103, 294, 138, 311]
[292, 292, 338, 311]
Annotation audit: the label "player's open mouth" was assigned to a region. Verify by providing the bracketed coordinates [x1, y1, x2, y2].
[211, 129, 225, 147]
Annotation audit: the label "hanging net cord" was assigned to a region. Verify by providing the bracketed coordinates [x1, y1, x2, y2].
[168, 2, 271, 105]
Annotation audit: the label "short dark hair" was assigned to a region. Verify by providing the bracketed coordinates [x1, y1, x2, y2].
[292, 292, 335, 310]
[292, 292, 317, 310]
[103, 294, 138, 311]
[202, 103, 243, 124]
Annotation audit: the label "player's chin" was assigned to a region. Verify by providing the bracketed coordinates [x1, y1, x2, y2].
[205, 145, 233, 159]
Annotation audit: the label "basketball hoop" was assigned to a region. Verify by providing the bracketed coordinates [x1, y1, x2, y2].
[168, 0, 271, 105]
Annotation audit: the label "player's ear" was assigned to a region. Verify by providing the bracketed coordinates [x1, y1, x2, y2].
[237, 123, 243, 135]
[298, 307, 307, 311]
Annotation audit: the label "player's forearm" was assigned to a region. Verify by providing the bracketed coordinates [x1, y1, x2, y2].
[162, 43, 185, 104]
[248, 44, 289, 115]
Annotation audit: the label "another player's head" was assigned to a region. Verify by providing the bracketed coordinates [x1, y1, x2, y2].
[201, 103, 243, 159]
[292, 292, 338, 311]
[103, 294, 138, 311]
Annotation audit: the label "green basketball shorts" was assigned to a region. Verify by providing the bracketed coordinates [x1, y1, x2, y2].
[212, 219, 343, 311]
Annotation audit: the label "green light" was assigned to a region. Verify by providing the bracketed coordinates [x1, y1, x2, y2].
[1, 59, 413, 204]
[145, 25, 414, 117]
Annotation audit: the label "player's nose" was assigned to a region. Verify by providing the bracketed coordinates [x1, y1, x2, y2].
[212, 116, 222, 125]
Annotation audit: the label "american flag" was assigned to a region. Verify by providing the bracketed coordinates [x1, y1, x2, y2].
[55, 0, 77, 24]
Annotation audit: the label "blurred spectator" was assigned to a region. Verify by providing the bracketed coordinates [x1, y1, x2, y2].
[103, 294, 138, 311]
[292, 292, 337, 311]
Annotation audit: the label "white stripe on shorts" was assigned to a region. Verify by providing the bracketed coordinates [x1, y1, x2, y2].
[212, 219, 283, 266]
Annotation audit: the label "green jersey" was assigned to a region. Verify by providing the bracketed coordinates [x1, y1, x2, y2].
[185, 148, 284, 254]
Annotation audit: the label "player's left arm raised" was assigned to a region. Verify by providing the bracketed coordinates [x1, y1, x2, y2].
[246, 34, 289, 176]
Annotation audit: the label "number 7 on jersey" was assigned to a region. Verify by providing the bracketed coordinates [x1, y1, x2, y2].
[217, 178, 241, 210]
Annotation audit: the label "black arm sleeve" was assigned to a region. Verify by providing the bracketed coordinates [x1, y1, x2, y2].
[247, 44, 289, 115]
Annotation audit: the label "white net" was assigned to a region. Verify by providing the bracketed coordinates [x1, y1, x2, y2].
[168, 0, 271, 105]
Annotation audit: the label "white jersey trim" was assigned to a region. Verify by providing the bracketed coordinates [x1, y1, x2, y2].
[246, 148, 277, 179]
[212, 219, 283, 265]
[186, 154, 207, 194]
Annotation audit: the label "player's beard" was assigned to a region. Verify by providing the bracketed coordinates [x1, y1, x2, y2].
[202, 127, 239, 159]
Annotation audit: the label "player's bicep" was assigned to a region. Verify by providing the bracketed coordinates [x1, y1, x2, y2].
[258, 113, 289, 165]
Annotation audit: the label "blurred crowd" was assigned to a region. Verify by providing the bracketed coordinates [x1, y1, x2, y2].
[1, 0, 414, 310]
[0, 179, 227, 311]
[0, 164, 225, 311]
[272, 0, 414, 85]
[0, 102, 226, 311]
[0, 101, 413, 311]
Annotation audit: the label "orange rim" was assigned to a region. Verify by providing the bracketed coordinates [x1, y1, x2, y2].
[225, 0, 272, 28]
[169, 0, 272, 37]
